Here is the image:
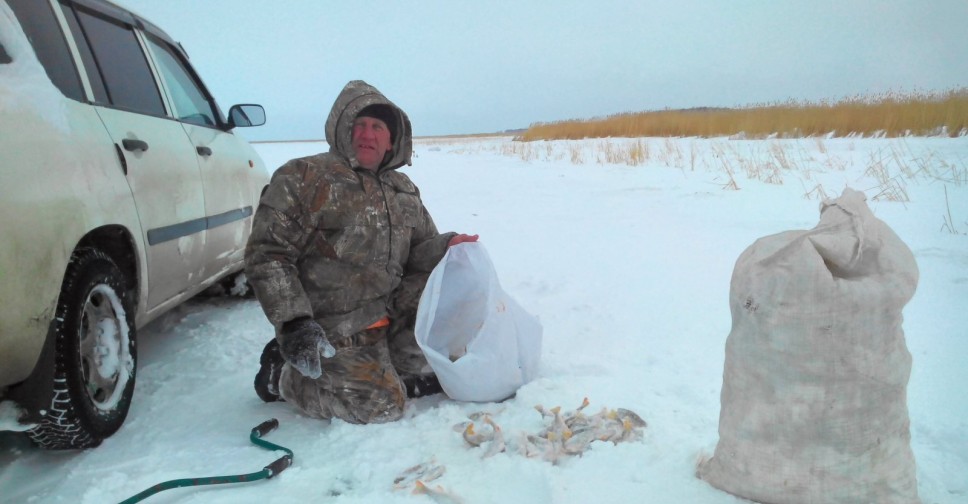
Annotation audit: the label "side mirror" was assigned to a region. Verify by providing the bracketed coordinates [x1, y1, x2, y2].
[227, 104, 266, 128]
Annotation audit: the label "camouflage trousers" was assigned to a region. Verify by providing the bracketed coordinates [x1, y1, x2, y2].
[278, 273, 433, 424]
[279, 326, 407, 424]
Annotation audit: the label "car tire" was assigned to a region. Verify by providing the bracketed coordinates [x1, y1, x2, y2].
[27, 248, 136, 449]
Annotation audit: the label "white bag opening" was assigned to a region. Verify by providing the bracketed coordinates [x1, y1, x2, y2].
[415, 242, 542, 402]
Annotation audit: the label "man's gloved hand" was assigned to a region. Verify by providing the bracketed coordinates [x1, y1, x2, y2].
[278, 317, 337, 379]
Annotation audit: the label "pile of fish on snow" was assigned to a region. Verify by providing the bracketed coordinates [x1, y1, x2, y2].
[393, 397, 647, 501]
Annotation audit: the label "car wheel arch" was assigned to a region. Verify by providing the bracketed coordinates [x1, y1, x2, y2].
[75, 225, 141, 308]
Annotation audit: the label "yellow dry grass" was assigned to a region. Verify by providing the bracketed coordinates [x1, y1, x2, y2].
[519, 88, 968, 141]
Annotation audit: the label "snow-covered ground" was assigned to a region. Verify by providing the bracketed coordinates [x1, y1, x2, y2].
[2, 135, 966, 503]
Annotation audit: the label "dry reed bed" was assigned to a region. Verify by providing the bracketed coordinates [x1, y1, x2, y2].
[520, 89, 968, 141]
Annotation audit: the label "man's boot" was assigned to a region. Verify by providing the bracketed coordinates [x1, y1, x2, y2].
[403, 374, 443, 398]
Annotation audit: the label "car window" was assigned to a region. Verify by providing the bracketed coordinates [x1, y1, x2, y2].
[59, 2, 109, 104]
[144, 34, 218, 127]
[6, 0, 85, 101]
[73, 7, 165, 116]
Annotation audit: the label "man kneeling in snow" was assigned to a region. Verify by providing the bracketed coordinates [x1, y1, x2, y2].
[244, 80, 477, 423]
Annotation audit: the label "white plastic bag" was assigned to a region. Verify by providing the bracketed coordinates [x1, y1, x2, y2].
[415, 242, 542, 402]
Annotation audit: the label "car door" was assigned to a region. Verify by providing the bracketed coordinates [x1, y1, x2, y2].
[65, 4, 206, 309]
[141, 33, 260, 280]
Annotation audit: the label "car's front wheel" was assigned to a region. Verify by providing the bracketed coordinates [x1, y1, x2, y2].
[27, 248, 136, 449]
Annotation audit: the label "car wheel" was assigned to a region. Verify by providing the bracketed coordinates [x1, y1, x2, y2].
[27, 248, 136, 449]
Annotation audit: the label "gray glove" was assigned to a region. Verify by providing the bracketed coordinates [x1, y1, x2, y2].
[278, 317, 337, 379]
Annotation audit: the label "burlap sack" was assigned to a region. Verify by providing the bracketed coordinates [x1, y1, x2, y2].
[697, 188, 920, 504]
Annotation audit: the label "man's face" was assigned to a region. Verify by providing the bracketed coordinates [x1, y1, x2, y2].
[352, 116, 393, 171]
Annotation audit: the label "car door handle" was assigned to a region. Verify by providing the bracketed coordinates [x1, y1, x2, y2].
[196, 146, 212, 156]
[121, 138, 149, 152]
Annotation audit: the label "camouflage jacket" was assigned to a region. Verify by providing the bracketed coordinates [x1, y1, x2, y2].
[245, 81, 454, 340]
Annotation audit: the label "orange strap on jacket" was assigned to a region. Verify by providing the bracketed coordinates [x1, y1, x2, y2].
[366, 316, 390, 330]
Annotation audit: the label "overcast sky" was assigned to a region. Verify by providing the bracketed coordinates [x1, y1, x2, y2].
[119, 0, 968, 142]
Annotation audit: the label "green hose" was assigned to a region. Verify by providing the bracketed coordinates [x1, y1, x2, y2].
[118, 419, 293, 504]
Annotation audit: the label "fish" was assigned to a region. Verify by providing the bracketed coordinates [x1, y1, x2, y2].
[564, 397, 591, 420]
[616, 408, 647, 428]
[413, 480, 465, 504]
[521, 433, 565, 464]
[533, 404, 553, 418]
[534, 403, 579, 448]
[562, 428, 597, 455]
[468, 408, 504, 421]
[393, 460, 445, 490]
[549, 406, 571, 437]
[461, 421, 494, 447]
[480, 416, 506, 458]
[458, 398, 647, 463]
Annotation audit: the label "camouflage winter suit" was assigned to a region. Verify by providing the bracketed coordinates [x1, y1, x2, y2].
[245, 81, 455, 424]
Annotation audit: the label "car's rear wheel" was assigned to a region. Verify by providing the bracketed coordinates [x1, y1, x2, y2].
[27, 248, 136, 449]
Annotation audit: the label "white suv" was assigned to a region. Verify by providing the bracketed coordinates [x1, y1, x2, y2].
[0, 0, 269, 449]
